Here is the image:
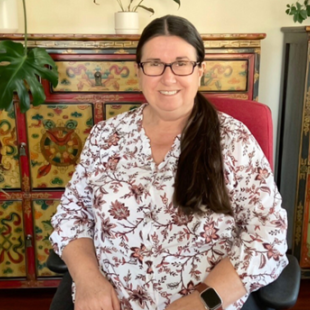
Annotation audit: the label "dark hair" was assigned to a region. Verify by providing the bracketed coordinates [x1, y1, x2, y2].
[136, 15, 233, 217]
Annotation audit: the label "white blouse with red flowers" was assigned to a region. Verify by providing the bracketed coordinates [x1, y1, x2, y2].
[50, 104, 288, 310]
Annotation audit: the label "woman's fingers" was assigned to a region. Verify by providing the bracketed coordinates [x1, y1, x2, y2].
[74, 276, 118, 310]
[111, 289, 121, 310]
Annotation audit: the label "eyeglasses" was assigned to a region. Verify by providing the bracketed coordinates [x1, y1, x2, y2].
[137, 61, 201, 77]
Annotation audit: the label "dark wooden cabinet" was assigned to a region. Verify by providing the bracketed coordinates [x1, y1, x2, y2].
[0, 33, 265, 288]
[276, 26, 310, 278]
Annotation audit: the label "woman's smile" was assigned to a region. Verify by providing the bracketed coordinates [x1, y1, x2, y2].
[159, 90, 180, 96]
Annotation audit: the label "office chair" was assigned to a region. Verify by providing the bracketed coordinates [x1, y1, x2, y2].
[48, 97, 301, 310]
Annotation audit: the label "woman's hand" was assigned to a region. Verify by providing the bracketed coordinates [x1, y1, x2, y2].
[165, 292, 204, 310]
[74, 271, 120, 310]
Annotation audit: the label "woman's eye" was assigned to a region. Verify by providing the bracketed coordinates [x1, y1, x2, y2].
[176, 61, 188, 66]
[149, 62, 162, 67]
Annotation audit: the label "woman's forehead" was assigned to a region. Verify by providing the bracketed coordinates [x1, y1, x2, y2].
[141, 35, 197, 59]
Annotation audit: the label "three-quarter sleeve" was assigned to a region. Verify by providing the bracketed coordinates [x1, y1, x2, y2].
[50, 123, 103, 257]
[222, 117, 288, 293]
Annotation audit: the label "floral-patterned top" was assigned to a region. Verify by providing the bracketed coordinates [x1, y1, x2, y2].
[50, 104, 288, 310]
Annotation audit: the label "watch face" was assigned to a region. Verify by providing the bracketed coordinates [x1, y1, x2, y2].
[201, 288, 222, 309]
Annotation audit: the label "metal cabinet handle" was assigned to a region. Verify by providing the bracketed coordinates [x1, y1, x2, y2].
[19, 142, 26, 156]
[25, 234, 32, 247]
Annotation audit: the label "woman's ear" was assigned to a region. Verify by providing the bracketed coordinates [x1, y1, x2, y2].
[134, 63, 142, 91]
[134, 62, 140, 78]
[198, 62, 206, 85]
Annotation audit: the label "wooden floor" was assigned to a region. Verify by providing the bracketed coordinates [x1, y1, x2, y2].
[0, 280, 309, 310]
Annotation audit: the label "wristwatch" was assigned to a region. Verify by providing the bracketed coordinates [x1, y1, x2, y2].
[195, 283, 223, 310]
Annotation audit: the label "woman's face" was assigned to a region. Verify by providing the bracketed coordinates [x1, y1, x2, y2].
[136, 35, 205, 119]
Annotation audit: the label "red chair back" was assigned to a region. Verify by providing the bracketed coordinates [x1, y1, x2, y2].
[208, 97, 274, 170]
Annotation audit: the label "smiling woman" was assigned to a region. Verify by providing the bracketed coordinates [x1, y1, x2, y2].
[49, 15, 288, 310]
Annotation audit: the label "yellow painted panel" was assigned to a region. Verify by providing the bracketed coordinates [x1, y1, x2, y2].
[33, 200, 60, 277]
[26, 104, 93, 189]
[0, 201, 26, 277]
[105, 103, 141, 120]
[200, 60, 247, 91]
[53, 61, 139, 92]
[0, 109, 21, 189]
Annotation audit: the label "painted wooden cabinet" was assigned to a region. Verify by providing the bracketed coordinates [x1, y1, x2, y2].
[276, 26, 310, 278]
[0, 33, 265, 288]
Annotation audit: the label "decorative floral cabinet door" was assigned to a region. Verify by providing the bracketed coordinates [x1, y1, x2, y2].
[0, 109, 21, 189]
[0, 33, 265, 288]
[32, 200, 60, 277]
[0, 200, 26, 278]
[26, 103, 94, 189]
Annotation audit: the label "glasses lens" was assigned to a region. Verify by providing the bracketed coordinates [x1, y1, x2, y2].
[142, 62, 165, 76]
[171, 61, 194, 75]
[141, 61, 196, 76]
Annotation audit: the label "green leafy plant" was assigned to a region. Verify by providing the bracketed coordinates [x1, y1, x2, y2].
[93, 0, 181, 15]
[286, 1, 310, 23]
[0, 0, 58, 113]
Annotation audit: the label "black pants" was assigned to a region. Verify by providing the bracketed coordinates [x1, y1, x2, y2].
[49, 272, 273, 310]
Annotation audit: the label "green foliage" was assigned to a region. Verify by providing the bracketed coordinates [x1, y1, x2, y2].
[286, 1, 310, 23]
[93, 0, 181, 14]
[0, 41, 58, 113]
[0, 0, 59, 113]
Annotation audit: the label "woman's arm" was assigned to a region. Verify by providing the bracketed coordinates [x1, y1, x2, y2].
[202, 257, 246, 308]
[166, 119, 288, 310]
[50, 123, 103, 256]
[62, 238, 120, 310]
[165, 257, 245, 310]
[50, 122, 120, 310]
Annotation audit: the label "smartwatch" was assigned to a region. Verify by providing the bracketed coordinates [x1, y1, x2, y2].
[195, 283, 223, 310]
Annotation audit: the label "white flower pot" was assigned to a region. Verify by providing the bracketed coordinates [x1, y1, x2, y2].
[114, 11, 139, 35]
[0, 0, 19, 33]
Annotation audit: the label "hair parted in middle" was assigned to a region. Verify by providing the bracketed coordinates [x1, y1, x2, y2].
[136, 15, 233, 217]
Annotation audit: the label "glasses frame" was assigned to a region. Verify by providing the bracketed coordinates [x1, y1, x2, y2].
[137, 61, 201, 77]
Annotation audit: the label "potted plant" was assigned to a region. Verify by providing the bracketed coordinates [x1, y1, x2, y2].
[286, 0, 310, 23]
[0, 0, 58, 113]
[93, 0, 181, 34]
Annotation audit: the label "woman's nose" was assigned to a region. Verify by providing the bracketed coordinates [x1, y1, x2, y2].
[161, 66, 176, 84]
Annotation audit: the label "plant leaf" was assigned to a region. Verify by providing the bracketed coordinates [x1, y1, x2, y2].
[0, 41, 58, 113]
[173, 0, 181, 8]
[297, 2, 302, 10]
[138, 5, 155, 15]
[301, 9, 308, 19]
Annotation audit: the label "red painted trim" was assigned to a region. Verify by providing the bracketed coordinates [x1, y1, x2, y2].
[30, 191, 64, 200]
[15, 104, 31, 192]
[0, 278, 61, 288]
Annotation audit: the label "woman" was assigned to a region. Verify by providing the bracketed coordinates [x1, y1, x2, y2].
[50, 15, 288, 310]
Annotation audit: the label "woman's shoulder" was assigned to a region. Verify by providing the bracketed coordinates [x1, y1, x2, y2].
[218, 111, 247, 131]
[218, 111, 256, 149]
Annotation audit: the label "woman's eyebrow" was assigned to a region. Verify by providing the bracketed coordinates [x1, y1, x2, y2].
[143, 58, 161, 61]
[143, 56, 190, 62]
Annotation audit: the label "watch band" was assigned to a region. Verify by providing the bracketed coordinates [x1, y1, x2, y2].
[195, 283, 223, 310]
[195, 282, 210, 294]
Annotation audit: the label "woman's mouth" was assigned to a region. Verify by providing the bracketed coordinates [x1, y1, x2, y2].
[159, 90, 179, 96]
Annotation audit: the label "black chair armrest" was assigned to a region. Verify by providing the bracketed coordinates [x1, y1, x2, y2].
[257, 254, 301, 309]
[47, 249, 68, 274]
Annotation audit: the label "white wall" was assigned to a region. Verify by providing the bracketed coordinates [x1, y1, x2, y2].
[15, 0, 304, 153]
